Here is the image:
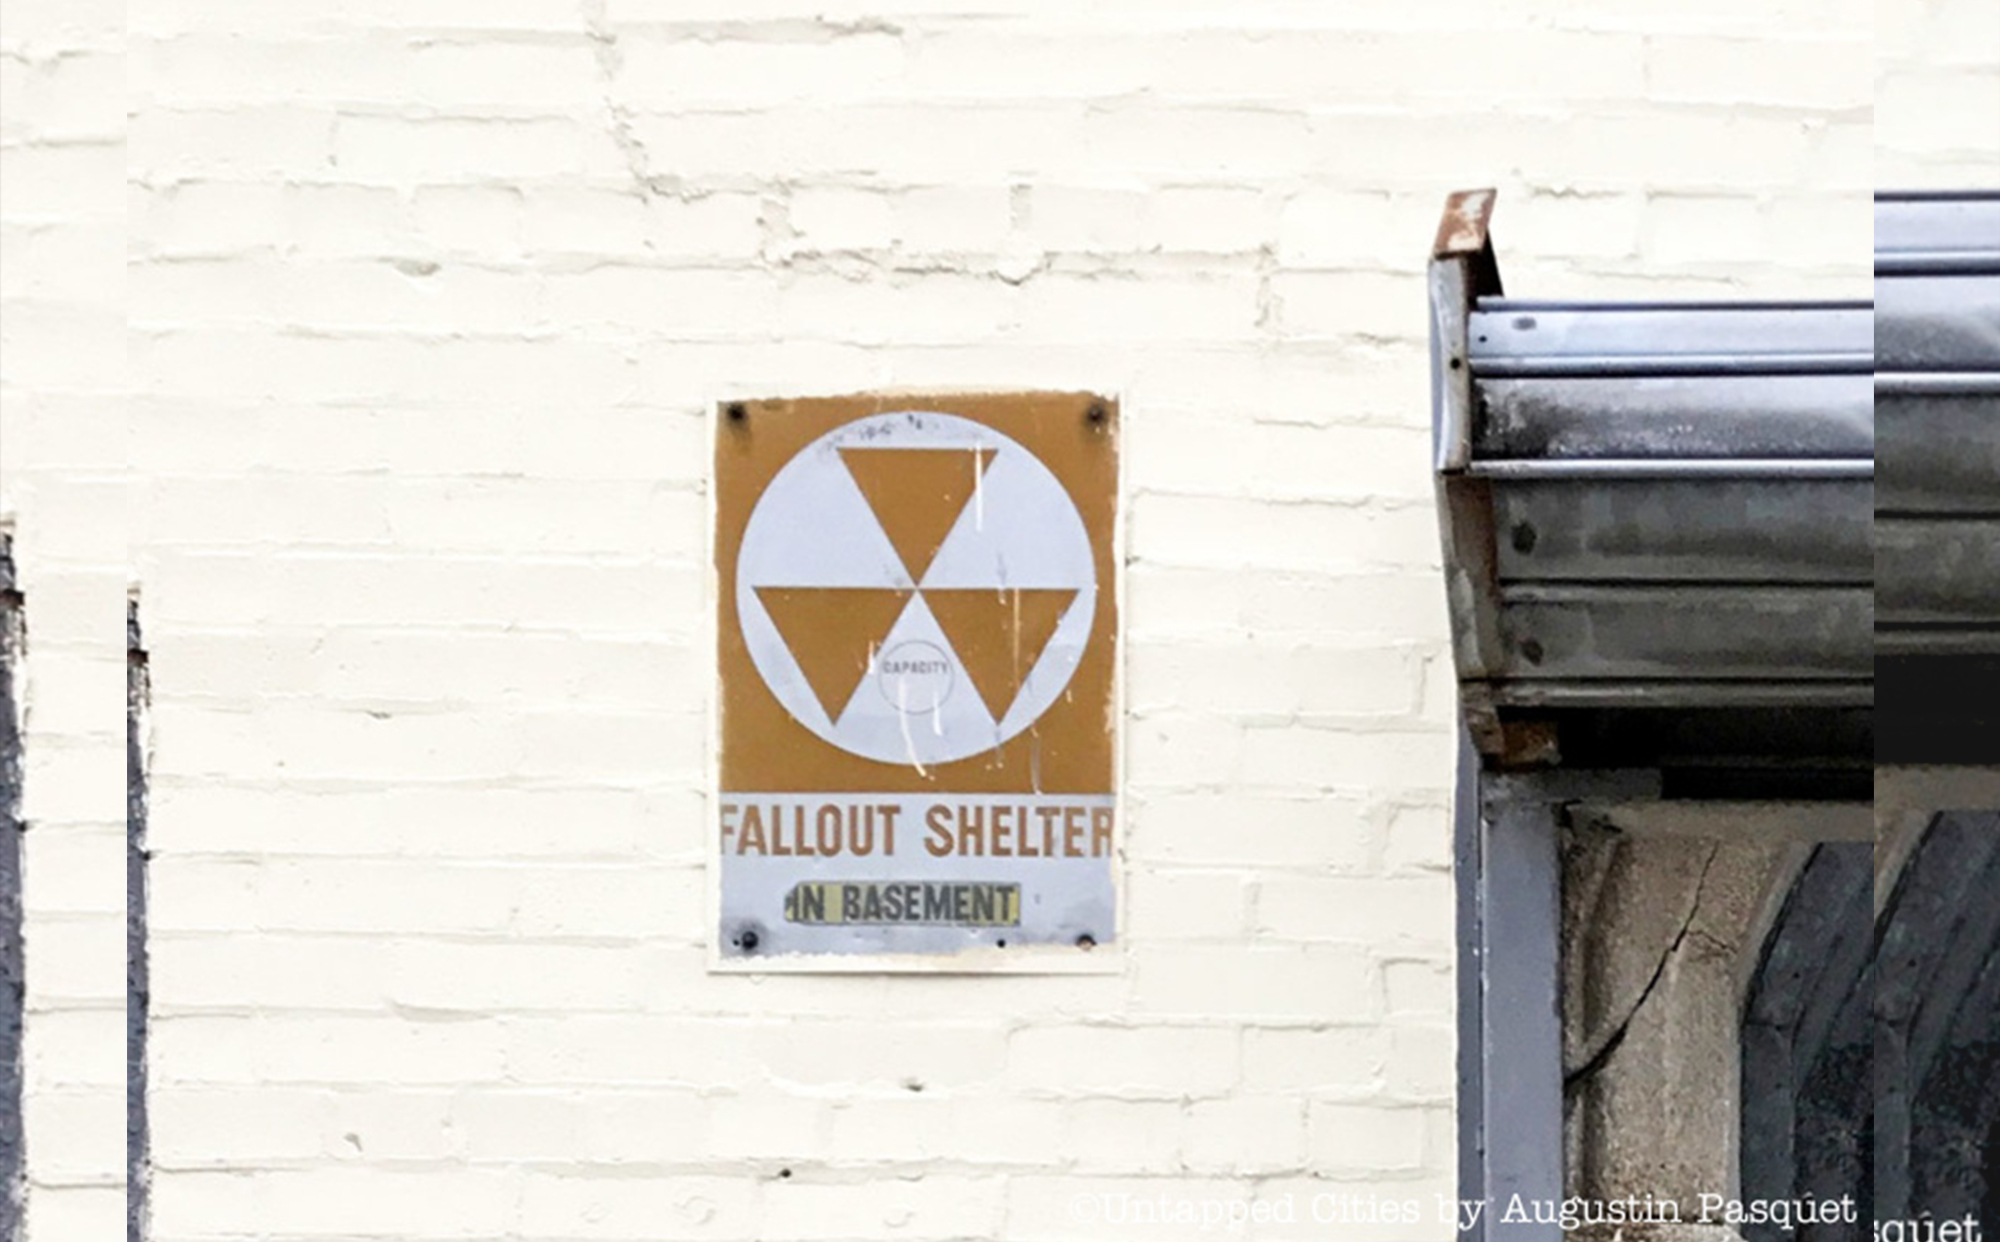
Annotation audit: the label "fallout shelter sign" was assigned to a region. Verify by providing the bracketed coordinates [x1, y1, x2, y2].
[713, 393, 1119, 967]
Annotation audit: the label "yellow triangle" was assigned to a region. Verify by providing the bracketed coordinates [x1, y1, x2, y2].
[838, 447, 996, 584]
[754, 587, 912, 723]
[922, 588, 1077, 723]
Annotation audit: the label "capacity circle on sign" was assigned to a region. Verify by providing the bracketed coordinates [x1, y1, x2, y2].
[736, 411, 1097, 768]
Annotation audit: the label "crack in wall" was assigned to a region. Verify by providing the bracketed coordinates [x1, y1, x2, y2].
[1563, 841, 1719, 1092]
[578, 0, 690, 203]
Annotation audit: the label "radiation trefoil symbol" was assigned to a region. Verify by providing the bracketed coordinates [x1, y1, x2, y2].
[737, 411, 1097, 768]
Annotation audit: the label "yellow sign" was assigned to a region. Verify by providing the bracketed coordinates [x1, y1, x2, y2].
[714, 393, 1119, 964]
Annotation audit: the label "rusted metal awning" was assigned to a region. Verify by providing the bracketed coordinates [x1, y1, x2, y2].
[1876, 191, 2000, 763]
[1430, 189, 1873, 774]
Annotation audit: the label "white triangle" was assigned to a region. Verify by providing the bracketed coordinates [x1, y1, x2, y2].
[739, 585, 836, 735]
[993, 593, 1092, 736]
[830, 593, 1003, 765]
[920, 443, 1097, 590]
[738, 438, 912, 589]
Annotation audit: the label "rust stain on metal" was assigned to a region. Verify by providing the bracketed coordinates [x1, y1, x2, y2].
[1493, 718, 1561, 769]
[1433, 188, 1496, 260]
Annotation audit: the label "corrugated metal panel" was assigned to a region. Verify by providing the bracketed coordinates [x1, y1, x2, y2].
[1875, 193, 2000, 275]
[1475, 375, 1871, 460]
[1877, 193, 2000, 761]
[1470, 304, 1871, 377]
[1876, 392, 2000, 513]
[1494, 584, 1872, 681]
[1874, 275, 2000, 371]
[1431, 190, 1873, 755]
[1876, 191, 2000, 745]
[1875, 519, 2000, 624]
[1492, 479, 1871, 584]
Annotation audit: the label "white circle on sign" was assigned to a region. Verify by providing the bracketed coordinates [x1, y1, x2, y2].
[876, 640, 954, 714]
[736, 411, 1097, 768]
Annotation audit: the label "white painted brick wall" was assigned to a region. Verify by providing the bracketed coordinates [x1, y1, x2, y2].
[0, 0, 130, 1231]
[0, 0, 1894, 1238]
[1877, 0, 2000, 187]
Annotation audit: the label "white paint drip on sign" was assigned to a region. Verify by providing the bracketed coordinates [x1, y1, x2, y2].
[896, 677, 929, 779]
[972, 442, 986, 531]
